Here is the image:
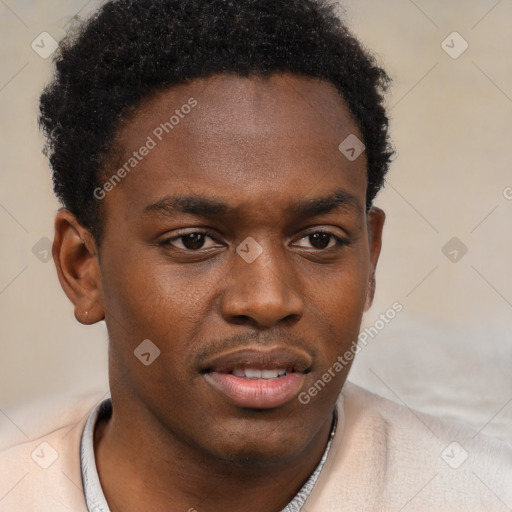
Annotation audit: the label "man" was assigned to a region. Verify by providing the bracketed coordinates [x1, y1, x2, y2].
[0, 0, 510, 510]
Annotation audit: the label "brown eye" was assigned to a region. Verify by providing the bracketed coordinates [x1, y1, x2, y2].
[180, 233, 207, 250]
[161, 231, 220, 251]
[295, 231, 347, 250]
[308, 232, 333, 249]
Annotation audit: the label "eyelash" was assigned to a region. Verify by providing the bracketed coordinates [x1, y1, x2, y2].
[160, 229, 349, 251]
[160, 230, 219, 247]
[313, 231, 349, 247]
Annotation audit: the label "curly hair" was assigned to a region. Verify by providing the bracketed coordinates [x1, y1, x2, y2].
[39, 0, 393, 244]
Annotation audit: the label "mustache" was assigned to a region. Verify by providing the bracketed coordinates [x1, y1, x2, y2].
[189, 330, 317, 368]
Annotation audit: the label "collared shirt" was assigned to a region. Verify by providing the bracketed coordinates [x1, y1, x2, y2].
[80, 399, 339, 512]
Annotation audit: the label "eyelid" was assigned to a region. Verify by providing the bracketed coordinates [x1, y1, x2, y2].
[158, 227, 350, 251]
[295, 231, 348, 247]
[296, 226, 349, 240]
[165, 228, 217, 240]
[159, 228, 222, 247]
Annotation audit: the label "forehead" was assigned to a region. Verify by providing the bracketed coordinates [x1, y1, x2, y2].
[106, 73, 367, 217]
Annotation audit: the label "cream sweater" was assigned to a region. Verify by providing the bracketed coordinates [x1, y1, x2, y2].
[0, 382, 510, 511]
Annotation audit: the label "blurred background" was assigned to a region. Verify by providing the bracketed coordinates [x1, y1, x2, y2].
[1, 0, 511, 443]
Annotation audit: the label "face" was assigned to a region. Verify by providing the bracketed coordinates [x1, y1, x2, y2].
[56, 73, 384, 465]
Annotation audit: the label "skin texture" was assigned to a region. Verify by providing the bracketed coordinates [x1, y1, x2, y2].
[52, 73, 385, 512]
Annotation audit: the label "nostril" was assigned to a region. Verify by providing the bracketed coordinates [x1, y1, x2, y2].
[231, 314, 253, 325]
[282, 313, 301, 325]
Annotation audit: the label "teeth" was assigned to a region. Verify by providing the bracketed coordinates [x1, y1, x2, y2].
[232, 368, 287, 379]
[244, 369, 262, 379]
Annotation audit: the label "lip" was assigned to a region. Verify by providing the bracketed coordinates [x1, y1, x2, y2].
[201, 347, 312, 374]
[202, 347, 311, 409]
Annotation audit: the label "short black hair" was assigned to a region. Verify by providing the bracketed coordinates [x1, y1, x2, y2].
[39, 0, 393, 244]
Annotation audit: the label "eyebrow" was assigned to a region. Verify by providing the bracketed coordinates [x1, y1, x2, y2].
[291, 189, 364, 217]
[143, 188, 364, 218]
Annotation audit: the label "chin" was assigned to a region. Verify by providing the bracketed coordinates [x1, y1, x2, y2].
[221, 444, 303, 467]
[203, 423, 311, 467]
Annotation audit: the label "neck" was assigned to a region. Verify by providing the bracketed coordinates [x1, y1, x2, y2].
[93, 399, 336, 512]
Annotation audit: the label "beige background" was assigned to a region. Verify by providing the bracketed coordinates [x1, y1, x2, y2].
[1, 0, 511, 443]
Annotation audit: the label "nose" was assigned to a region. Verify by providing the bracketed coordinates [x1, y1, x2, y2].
[220, 245, 304, 329]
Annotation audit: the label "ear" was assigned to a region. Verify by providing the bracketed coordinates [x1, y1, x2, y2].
[364, 206, 385, 311]
[52, 209, 105, 325]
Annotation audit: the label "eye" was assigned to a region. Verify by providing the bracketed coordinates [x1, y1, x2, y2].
[161, 231, 220, 251]
[295, 231, 348, 250]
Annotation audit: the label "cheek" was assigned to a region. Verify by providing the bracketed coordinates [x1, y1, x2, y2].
[101, 256, 203, 406]
[102, 248, 216, 335]
[306, 252, 370, 351]
[100, 249, 224, 399]
[316, 281, 367, 347]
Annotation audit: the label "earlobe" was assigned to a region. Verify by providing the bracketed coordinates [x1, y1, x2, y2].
[364, 206, 385, 311]
[364, 272, 376, 311]
[52, 210, 105, 325]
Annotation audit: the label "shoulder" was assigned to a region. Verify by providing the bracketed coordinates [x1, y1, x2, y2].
[0, 388, 107, 512]
[309, 382, 512, 511]
[342, 381, 511, 458]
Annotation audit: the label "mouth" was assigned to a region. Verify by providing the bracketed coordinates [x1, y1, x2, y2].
[202, 347, 311, 409]
[228, 367, 294, 379]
